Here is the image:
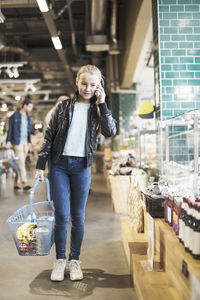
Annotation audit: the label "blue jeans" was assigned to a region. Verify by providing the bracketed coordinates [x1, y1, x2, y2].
[50, 156, 91, 260]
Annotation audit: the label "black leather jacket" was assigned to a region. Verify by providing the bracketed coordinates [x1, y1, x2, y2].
[36, 96, 117, 170]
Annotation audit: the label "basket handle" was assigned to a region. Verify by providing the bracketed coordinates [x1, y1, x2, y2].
[30, 177, 52, 222]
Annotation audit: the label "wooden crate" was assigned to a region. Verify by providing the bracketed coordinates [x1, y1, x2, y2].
[120, 217, 147, 275]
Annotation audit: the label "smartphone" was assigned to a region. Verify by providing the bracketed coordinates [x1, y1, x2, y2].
[94, 79, 104, 100]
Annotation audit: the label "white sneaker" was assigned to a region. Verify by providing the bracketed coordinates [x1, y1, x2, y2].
[51, 259, 66, 281]
[68, 260, 83, 281]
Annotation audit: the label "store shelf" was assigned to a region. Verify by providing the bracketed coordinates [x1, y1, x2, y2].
[120, 217, 182, 300]
[155, 219, 200, 300]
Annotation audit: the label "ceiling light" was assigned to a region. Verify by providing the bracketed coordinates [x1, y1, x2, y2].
[1, 104, 8, 111]
[36, 0, 49, 12]
[30, 84, 36, 92]
[15, 95, 21, 101]
[51, 36, 63, 50]
[5, 68, 14, 78]
[43, 94, 49, 101]
[12, 67, 19, 78]
[0, 10, 6, 23]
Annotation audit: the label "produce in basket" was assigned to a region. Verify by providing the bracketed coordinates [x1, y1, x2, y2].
[16, 222, 37, 245]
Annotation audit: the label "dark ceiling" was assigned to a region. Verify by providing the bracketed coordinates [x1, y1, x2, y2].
[0, 0, 123, 122]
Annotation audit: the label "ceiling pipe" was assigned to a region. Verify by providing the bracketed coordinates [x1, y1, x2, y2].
[66, 0, 78, 56]
[91, 0, 107, 35]
[1, 0, 36, 8]
[36, 4, 74, 87]
[109, 0, 120, 55]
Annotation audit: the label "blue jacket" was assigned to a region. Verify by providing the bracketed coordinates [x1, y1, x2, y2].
[6, 111, 33, 145]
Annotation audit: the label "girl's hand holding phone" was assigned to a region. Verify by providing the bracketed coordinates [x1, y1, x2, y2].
[95, 85, 105, 104]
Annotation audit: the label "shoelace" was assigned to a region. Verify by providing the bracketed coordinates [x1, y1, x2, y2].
[53, 260, 65, 272]
[70, 260, 81, 271]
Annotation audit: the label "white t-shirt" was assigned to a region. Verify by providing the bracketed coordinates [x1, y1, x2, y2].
[62, 102, 90, 157]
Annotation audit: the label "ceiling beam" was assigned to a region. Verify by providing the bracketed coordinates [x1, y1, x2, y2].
[1, 0, 37, 8]
[119, 0, 152, 89]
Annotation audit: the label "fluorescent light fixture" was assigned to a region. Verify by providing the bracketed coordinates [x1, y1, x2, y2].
[6, 68, 14, 78]
[0, 10, 6, 23]
[12, 67, 19, 78]
[15, 95, 21, 101]
[36, 0, 49, 12]
[51, 36, 63, 50]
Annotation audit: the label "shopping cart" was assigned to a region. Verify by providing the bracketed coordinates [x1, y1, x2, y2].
[7, 177, 55, 256]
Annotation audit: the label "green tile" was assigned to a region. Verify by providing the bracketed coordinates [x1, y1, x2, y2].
[187, 20, 200, 26]
[188, 79, 200, 85]
[162, 80, 172, 86]
[178, 0, 191, 3]
[180, 57, 193, 63]
[193, 13, 200, 19]
[187, 49, 200, 55]
[172, 35, 185, 41]
[162, 0, 176, 4]
[180, 72, 195, 78]
[159, 12, 163, 19]
[172, 49, 186, 55]
[195, 72, 200, 77]
[161, 71, 165, 79]
[193, 0, 200, 4]
[174, 109, 186, 116]
[162, 109, 173, 116]
[161, 50, 171, 56]
[194, 27, 200, 33]
[170, 6, 184, 12]
[195, 57, 200, 63]
[185, 5, 199, 11]
[163, 13, 177, 19]
[194, 42, 200, 48]
[181, 102, 195, 108]
[165, 101, 181, 108]
[164, 27, 178, 34]
[166, 87, 175, 93]
[161, 65, 172, 71]
[160, 28, 164, 34]
[164, 42, 179, 48]
[173, 79, 187, 85]
[187, 34, 200, 41]
[179, 42, 194, 48]
[178, 13, 193, 19]
[165, 57, 179, 63]
[179, 27, 193, 34]
[159, 5, 170, 12]
[160, 35, 170, 41]
[160, 42, 164, 49]
[170, 20, 180, 26]
[188, 64, 200, 70]
[160, 20, 170, 26]
[166, 72, 180, 78]
[173, 64, 186, 71]
[162, 94, 173, 100]
[161, 57, 164, 63]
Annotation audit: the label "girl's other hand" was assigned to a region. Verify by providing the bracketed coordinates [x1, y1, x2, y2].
[35, 169, 44, 181]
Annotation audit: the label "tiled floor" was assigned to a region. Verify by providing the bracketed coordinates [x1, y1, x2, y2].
[0, 168, 137, 300]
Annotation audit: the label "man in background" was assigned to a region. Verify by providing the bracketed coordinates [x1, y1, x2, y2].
[6, 97, 34, 191]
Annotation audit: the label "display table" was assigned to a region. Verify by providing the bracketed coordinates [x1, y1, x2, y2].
[121, 215, 200, 300]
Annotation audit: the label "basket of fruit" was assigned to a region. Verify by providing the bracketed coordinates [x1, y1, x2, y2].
[7, 177, 54, 256]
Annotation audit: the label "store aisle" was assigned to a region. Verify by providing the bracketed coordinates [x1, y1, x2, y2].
[0, 171, 137, 300]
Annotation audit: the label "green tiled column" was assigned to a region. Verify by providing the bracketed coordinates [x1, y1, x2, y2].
[111, 92, 136, 133]
[153, 0, 200, 120]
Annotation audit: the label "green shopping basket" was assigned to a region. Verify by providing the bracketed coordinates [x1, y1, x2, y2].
[7, 177, 55, 256]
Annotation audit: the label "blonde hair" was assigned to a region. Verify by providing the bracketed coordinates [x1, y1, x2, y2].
[76, 65, 104, 85]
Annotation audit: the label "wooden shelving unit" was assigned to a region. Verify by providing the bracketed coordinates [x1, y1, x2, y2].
[121, 215, 200, 300]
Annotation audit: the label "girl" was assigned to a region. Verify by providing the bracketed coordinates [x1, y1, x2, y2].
[35, 65, 117, 282]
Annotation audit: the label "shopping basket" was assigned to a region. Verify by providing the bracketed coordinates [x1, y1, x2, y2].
[7, 177, 55, 256]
